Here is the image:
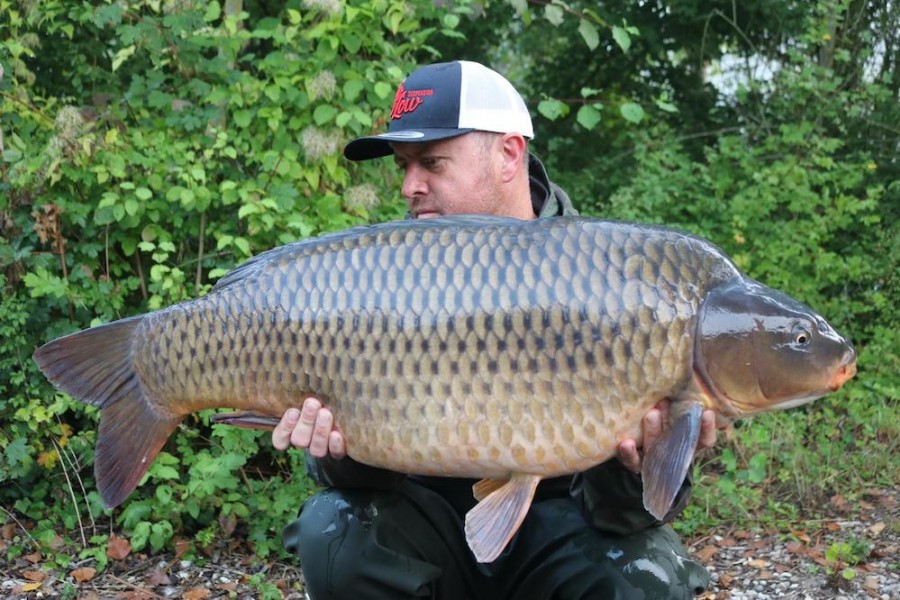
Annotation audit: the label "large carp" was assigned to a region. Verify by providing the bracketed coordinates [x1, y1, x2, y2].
[34, 215, 856, 562]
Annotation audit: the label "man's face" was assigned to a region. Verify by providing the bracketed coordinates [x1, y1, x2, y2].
[392, 133, 506, 219]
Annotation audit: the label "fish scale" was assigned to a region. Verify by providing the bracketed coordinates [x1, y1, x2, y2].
[33, 214, 856, 562]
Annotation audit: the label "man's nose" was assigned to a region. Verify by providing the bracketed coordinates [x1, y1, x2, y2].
[401, 164, 428, 200]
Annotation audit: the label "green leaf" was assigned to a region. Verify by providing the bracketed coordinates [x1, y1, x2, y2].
[443, 14, 460, 29]
[234, 237, 251, 256]
[135, 187, 153, 200]
[619, 101, 645, 124]
[204, 1, 221, 22]
[374, 81, 393, 99]
[343, 80, 364, 102]
[313, 104, 337, 125]
[537, 99, 569, 121]
[509, 0, 528, 15]
[576, 104, 602, 130]
[544, 5, 564, 26]
[233, 110, 253, 128]
[578, 20, 599, 50]
[655, 97, 679, 113]
[612, 25, 631, 53]
[111, 44, 136, 72]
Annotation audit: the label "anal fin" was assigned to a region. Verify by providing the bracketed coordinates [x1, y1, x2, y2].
[472, 478, 509, 502]
[464, 473, 540, 563]
[641, 400, 704, 520]
[210, 410, 281, 431]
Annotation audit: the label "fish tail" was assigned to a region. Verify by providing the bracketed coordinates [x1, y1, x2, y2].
[33, 316, 181, 508]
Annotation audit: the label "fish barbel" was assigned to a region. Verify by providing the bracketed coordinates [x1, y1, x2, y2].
[33, 215, 856, 562]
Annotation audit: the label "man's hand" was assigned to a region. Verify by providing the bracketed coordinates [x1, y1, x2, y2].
[272, 397, 347, 459]
[617, 400, 717, 474]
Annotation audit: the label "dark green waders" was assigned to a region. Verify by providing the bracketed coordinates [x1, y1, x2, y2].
[283, 480, 709, 600]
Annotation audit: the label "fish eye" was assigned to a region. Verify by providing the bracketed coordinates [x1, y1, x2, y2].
[792, 324, 812, 346]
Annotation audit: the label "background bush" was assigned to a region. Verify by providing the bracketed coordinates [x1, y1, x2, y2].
[2, 0, 897, 562]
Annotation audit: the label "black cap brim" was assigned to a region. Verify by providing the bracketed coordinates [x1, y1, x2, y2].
[343, 128, 475, 161]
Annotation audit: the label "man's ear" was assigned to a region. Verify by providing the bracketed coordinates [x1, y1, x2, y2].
[498, 133, 527, 183]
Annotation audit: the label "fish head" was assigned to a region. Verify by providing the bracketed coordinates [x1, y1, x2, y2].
[694, 280, 857, 418]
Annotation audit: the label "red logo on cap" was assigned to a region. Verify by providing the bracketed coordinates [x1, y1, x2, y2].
[391, 83, 433, 120]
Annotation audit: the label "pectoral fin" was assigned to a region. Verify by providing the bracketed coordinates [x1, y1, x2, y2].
[210, 410, 281, 431]
[464, 473, 540, 563]
[641, 400, 704, 520]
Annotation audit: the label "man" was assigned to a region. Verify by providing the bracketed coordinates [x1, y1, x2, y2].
[275, 60, 716, 599]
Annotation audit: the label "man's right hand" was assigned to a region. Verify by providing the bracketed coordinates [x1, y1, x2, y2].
[272, 397, 347, 459]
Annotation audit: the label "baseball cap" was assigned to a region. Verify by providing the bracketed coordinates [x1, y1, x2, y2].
[344, 60, 534, 161]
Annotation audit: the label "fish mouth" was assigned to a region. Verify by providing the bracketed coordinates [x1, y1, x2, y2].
[829, 359, 857, 391]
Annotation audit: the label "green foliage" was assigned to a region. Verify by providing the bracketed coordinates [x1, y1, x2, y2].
[1, 0, 470, 563]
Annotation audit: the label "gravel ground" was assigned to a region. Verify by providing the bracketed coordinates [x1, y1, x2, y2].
[2, 488, 897, 599]
[690, 487, 899, 600]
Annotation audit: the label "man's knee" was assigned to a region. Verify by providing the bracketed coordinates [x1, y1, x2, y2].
[282, 487, 447, 599]
[605, 524, 709, 599]
[282, 489, 379, 597]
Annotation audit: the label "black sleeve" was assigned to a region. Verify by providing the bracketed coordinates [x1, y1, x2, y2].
[570, 458, 693, 536]
[305, 453, 406, 490]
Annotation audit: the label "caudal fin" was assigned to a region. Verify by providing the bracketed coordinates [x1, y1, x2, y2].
[33, 316, 181, 507]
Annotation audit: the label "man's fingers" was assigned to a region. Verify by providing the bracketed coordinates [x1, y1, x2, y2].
[328, 430, 347, 459]
[642, 408, 663, 449]
[271, 408, 300, 451]
[617, 439, 641, 474]
[307, 407, 334, 458]
[697, 409, 717, 449]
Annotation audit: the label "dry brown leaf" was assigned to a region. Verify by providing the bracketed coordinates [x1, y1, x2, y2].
[871, 544, 898, 559]
[719, 537, 737, 548]
[867, 521, 886, 536]
[146, 568, 172, 587]
[174, 537, 192, 559]
[23, 551, 42, 563]
[747, 558, 768, 569]
[107, 534, 132, 560]
[1, 523, 17, 539]
[71, 567, 97, 583]
[788, 527, 811, 543]
[183, 586, 211, 600]
[17, 582, 42, 593]
[719, 573, 734, 588]
[48, 534, 66, 551]
[825, 521, 842, 532]
[734, 530, 752, 539]
[219, 513, 237, 537]
[694, 545, 719, 562]
[22, 570, 47, 582]
[785, 541, 806, 555]
[217, 582, 238, 592]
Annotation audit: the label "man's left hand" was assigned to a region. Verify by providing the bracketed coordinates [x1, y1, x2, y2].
[617, 400, 718, 474]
